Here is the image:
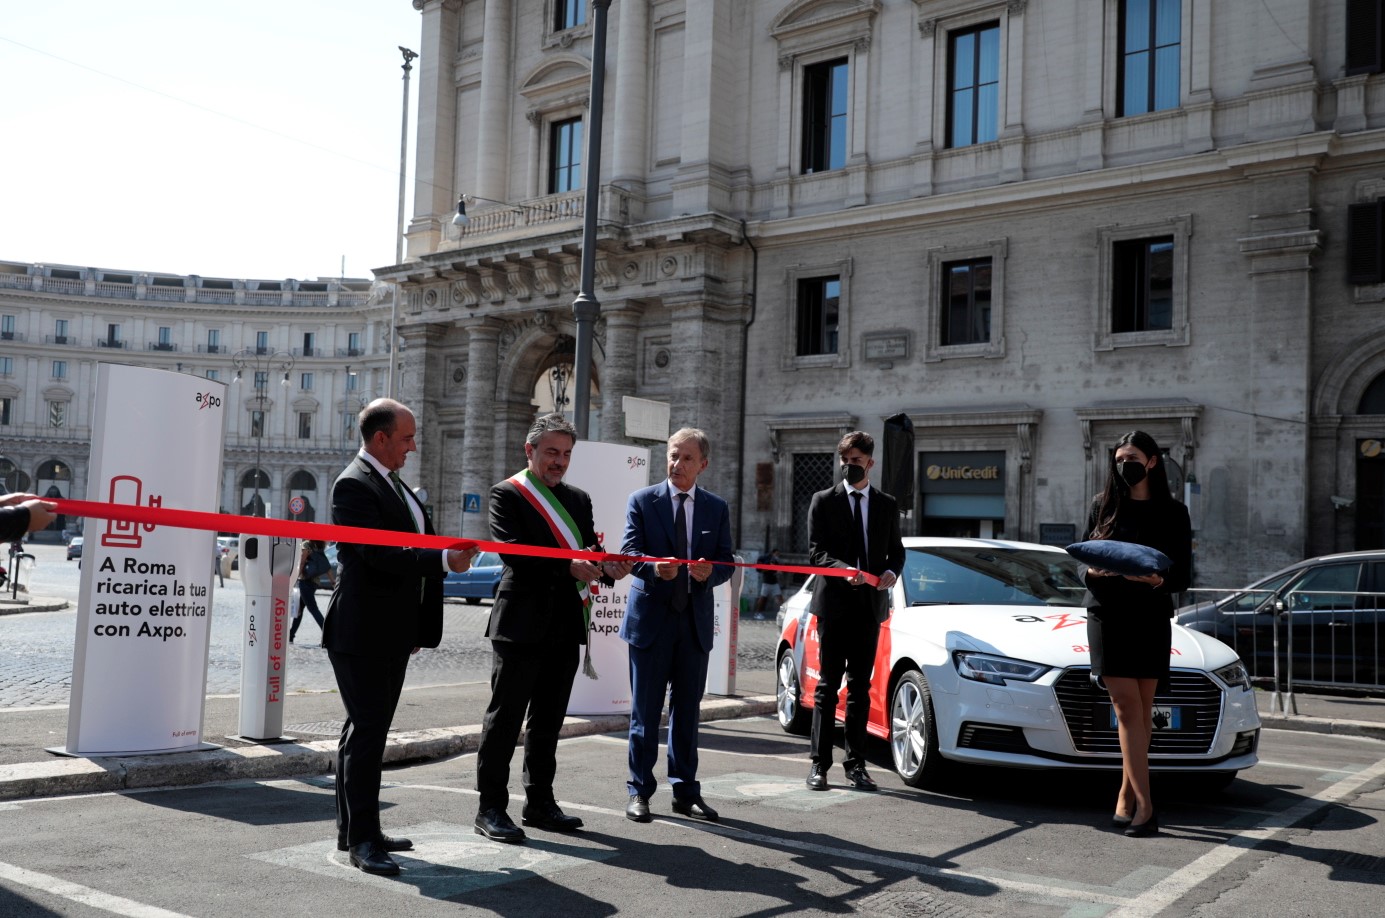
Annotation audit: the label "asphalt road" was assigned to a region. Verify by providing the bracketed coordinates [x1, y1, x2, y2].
[1, 717, 1383, 917]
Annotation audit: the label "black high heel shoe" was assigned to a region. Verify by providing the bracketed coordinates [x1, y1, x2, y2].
[1124, 812, 1159, 837]
[1112, 813, 1133, 828]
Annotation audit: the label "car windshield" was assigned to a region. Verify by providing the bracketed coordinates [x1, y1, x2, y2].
[901, 546, 1087, 607]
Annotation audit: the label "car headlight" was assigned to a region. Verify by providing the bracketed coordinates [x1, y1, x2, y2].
[953, 651, 1051, 686]
[1214, 660, 1252, 691]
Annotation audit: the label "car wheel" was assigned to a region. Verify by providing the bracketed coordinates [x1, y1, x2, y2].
[890, 669, 944, 788]
[776, 648, 811, 735]
[465, 596, 481, 605]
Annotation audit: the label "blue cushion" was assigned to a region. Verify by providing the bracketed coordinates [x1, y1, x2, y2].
[1065, 540, 1171, 576]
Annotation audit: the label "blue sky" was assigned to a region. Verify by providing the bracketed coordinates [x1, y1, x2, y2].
[0, 1, 424, 280]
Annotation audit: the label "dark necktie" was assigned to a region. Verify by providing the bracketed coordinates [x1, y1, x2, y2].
[389, 471, 418, 532]
[673, 492, 689, 612]
[851, 490, 866, 574]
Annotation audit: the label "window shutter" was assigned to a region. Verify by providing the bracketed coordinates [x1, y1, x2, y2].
[1348, 201, 1384, 285]
[1346, 0, 1383, 76]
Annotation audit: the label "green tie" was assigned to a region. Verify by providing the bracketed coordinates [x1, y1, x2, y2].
[389, 471, 418, 532]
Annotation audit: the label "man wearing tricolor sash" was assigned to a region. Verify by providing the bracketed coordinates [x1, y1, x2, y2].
[474, 413, 633, 844]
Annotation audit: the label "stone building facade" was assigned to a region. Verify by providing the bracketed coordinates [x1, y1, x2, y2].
[0, 261, 391, 532]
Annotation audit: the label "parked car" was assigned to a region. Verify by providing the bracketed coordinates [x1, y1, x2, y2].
[442, 551, 504, 604]
[216, 536, 239, 570]
[66, 536, 84, 561]
[776, 537, 1260, 790]
[1175, 550, 1385, 689]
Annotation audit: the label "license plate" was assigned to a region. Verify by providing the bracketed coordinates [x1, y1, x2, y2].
[1105, 705, 1182, 730]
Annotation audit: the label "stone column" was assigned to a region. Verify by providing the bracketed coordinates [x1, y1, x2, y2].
[474, 0, 513, 201]
[407, 0, 462, 258]
[459, 317, 505, 538]
[666, 293, 744, 501]
[599, 301, 646, 444]
[611, 0, 650, 188]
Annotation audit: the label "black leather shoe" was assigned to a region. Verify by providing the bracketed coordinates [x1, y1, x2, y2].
[1112, 814, 1134, 828]
[626, 795, 652, 823]
[671, 796, 719, 822]
[348, 841, 400, 876]
[1124, 812, 1159, 838]
[845, 764, 878, 791]
[806, 764, 829, 791]
[337, 833, 414, 853]
[522, 802, 583, 832]
[474, 808, 526, 843]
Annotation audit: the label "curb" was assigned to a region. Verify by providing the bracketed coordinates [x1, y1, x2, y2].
[0, 596, 70, 615]
[0, 695, 777, 802]
[1259, 713, 1385, 742]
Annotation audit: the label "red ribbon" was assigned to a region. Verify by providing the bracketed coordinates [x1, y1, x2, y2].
[52, 498, 880, 587]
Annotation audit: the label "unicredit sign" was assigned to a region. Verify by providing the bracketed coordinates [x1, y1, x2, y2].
[926, 464, 1000, 481]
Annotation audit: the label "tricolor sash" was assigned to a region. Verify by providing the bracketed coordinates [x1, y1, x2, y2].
[508, 468, 600, 679]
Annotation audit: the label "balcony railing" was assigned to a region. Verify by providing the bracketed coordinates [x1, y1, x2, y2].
[96, 339, 129, 349]
[44, 334, 75, 345]
[337, 347, 364, 357]
[148, 342, 179, 352]
[0, 331, 23, 342]
[292, 347, 322, 357]
[198, 344, 223, 354]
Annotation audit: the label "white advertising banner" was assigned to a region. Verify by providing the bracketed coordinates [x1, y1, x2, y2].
[65, 364, 226, 755]
[706, 558, 743, 696]
[563, 440, 651, 715]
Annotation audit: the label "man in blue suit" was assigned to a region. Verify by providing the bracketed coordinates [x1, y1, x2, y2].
[620, 428, 735, 822]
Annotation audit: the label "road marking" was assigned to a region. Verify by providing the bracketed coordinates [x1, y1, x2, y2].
[1105, 752, 1385, 917]
[0, 860, 192, 917]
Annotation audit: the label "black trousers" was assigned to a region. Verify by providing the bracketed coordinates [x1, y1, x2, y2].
[328, 647, 411, 845]
[290, 583, 324, 642]
[475, 638, 581, 813]
[811, 612, 880, 769]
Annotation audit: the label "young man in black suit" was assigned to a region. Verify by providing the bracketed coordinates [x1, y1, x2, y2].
[473, 413, 632, 844]
[324, 399, 477, 876]
[805, 430, 906, 792]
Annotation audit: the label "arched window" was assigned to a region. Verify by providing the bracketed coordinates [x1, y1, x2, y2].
[240, 469, 270, 489]
[1359, 372, 1385, 414]
[287, 470, 316, 490]
[286, 469, 318, 521]
[34, 459, 73, 531]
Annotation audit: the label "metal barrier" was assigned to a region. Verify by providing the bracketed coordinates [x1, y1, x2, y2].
[1176, 587, 1385, 713]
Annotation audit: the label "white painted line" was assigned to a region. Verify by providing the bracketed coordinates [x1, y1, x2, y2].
[1106, 753, 1385, 917]
[0, 860, 192, 918]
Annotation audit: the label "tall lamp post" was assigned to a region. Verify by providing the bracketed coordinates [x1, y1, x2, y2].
[232, 347, 295, 517]
[390, 46, 418, 401]
[571, 0, 612, 438]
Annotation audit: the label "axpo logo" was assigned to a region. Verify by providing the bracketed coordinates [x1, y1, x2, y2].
[195, 392, 222, 410]
[627, 455, 647, 470]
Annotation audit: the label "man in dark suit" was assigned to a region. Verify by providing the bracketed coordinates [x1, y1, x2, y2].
[474, 413, 632, 844]
[324, 398, 477, 876]
[620, 428, 735, 823]
[805, 430, 905, 792]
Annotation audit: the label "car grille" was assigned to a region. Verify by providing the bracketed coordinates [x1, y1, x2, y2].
[1053, 667, 1223, 756]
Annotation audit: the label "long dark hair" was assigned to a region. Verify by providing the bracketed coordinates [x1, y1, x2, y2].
[1090, 430, 1174, 539]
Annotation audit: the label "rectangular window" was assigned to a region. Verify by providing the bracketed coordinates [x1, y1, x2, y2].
[342, 411, 357, 443]
[941, 258, 993, 346]
[555, 0, 586, 31]
[0, 356, 11, 375]
[251, 410, 265, 438]
[347, 332, 361, 356]
[207, 329, 221, 353]
[0, 314, 14, 339]
[254, 370, 268, 391]
[206, 369, 220, 382]
[104, 323, 122, 348]
[1111, 236, 1174, 333]
[256, 331, 269, 354]
[52, 360, 67, 380]
[302, 332, 315, 356]
[549, 117, 584, 194]
[1349, 199, 1385, 285]
[1346, 0, 1384, 75]
[0, 396, 12, 426]
[298, 412, 313, 440]
[1119, 0, 1180, 116]
[948, 24, 1000, 148]
[300, 372, 314, 391]
[795, 276, 841, 356]
[48, 400, 66, 428]
[54, 319, 68, 343]
[346, 371, 359, 392]
[802, 58, 848, 173]
[157, 326, 172, 350]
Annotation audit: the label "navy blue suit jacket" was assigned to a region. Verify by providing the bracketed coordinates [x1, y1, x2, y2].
[620, 482, 734, 653]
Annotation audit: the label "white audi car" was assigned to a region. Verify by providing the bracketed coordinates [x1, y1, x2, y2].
[776, 537, 1260, 789]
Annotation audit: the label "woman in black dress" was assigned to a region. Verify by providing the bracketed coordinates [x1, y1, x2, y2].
[1084, 431, 1192, 837]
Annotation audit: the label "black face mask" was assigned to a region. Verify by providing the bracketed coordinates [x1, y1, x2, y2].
[1118, 460, 1148, 488]
[843, 463, 867, 486]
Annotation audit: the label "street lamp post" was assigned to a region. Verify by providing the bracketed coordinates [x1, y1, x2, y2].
[571, 0, 612, 439]
[232, 347, 295, 517]
[390, 46, 418, 402]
